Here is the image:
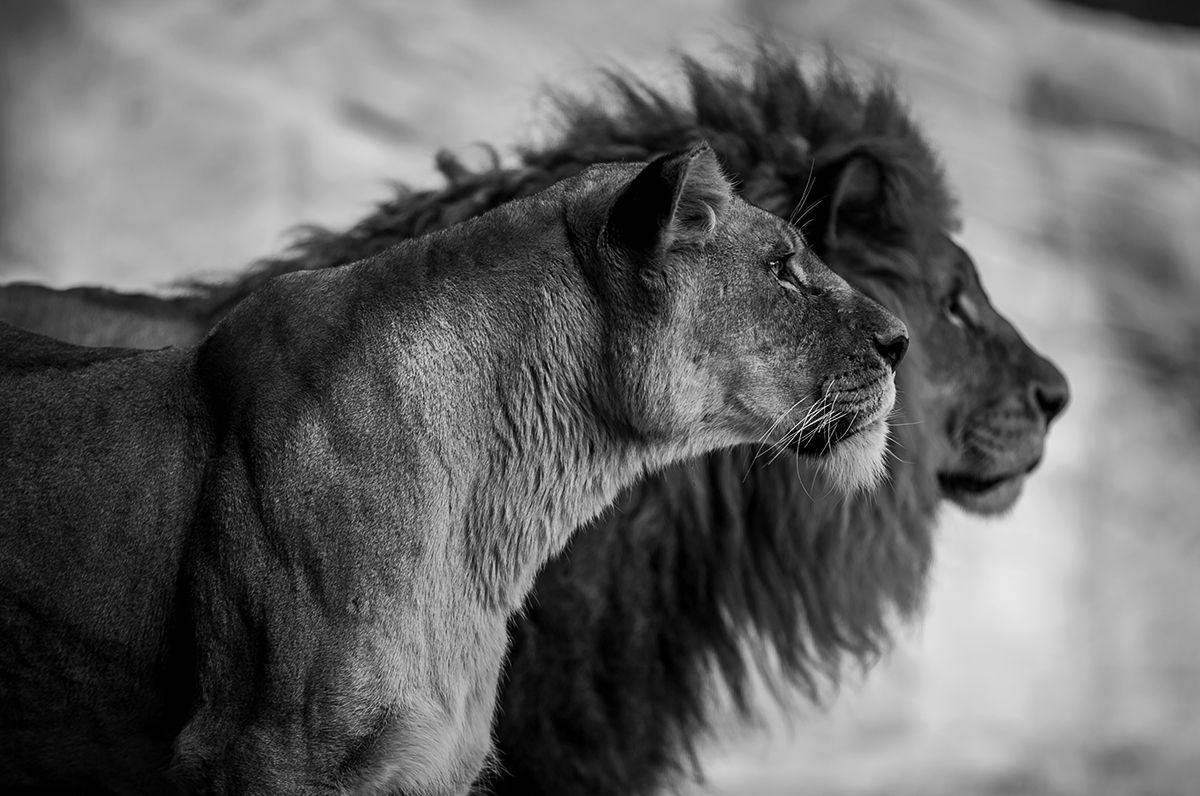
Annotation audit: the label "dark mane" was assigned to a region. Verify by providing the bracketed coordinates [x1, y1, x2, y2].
[534, 49, 957, 245]
[190, 47, 957, 794]
[191, 47, 955, 320]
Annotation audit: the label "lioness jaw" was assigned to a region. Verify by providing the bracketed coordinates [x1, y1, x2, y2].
[819, 384, 896, 494]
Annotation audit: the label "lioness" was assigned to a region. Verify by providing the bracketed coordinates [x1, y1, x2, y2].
[0, 146, 908, 793]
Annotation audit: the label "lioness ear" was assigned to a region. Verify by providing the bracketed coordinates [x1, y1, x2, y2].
[606, 143, 733, 257]
[822, 154, 885, 248]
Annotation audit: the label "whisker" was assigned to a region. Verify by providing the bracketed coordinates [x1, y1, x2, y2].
[790, 199, 820, 229]
[885, 429, 911, 465]
[756, 397, 808, 444]
[785, 160, 819, 228]
[748, 397, 815, 477]
[793, 443, 815, 501]
[767, 399, 828, 465]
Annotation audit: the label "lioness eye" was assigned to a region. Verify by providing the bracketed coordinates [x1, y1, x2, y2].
[769, 252, 805, 292]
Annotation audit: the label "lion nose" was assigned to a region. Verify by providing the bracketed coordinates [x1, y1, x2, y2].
[1030, 357, 1070, 424]
[874, 326, 909, 372]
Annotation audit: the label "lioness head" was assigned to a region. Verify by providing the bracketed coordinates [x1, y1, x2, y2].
[583, 144, 908, 492]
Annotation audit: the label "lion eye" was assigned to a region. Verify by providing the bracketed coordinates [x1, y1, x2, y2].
[945, 288, 978, 329]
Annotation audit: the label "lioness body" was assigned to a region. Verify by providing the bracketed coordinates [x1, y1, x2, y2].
[0, 151, 907, 792]
[1, 284, 506, 792]
[1, 185, 611, 794]
[0, 183, 630, 794]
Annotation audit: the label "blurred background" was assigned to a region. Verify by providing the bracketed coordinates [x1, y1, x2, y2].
[2, 1, 1198, 794]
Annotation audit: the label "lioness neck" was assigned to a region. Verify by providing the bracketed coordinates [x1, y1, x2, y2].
[375, 205, 663, 612]
[284, 193, 669, 613]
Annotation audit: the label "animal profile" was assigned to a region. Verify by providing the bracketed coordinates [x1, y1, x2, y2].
[0, 47, 1069, 794]
[0, 147, 908, 793]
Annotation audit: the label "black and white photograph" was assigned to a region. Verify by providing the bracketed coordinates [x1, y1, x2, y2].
[1, 1, 1198, 793]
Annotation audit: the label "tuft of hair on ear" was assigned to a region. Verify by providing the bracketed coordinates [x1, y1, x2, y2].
[672, 143, 732, 244]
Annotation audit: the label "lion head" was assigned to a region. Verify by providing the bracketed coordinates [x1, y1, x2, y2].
[798, 153, 1069, 516]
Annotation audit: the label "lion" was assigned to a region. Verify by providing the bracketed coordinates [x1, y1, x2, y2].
[0, 48, 1069, 794]
[0, 146, 909, 793]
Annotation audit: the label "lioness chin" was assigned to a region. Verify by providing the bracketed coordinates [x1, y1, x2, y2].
[0, 145, 905, 794]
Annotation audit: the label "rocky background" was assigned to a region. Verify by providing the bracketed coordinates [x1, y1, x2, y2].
[2, 1, 1198, 794]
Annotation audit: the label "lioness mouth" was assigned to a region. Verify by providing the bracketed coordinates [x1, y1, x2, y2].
[793, 411, 885, 458]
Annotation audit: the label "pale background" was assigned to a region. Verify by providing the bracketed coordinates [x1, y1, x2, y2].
[2, 1, 1199, 794]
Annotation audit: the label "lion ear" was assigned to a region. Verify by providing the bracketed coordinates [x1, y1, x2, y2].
[606, 143, 732, 257]
[822, 154, 886, 248]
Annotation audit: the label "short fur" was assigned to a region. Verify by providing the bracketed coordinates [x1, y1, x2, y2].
[0, 148, 908, 793]
[0, 47, 1069, 794]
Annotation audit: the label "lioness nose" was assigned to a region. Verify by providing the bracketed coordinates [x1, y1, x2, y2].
[874, 327, 909, 372]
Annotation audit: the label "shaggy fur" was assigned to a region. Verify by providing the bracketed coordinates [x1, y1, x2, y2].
[0, 47, 1069, 794]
